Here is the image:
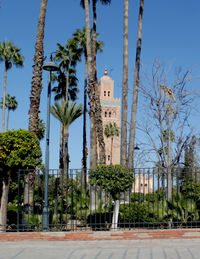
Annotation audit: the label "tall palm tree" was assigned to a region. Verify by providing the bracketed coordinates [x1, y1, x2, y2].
[54, 40, 82, 102]
[83, 0, 106, 168]
[53, 41, 81, 171]
[51, 68, 79, 102]
[80, 0, 111, 74]
[0, 94, 18, 131]
[80, 0, 111, 81]
[104, 122, 120, 164]
[121, 0, 129, 167]
[51, 100, 83, 175]
[73, 27, 88, 175]
[51, 68, 79, 170]
[73, 27, 103, 180]
[25, 0, 48, 211]
[28, 0, 48, 137]
[0, 41, 24, 132]
[128, 0, 144, 169]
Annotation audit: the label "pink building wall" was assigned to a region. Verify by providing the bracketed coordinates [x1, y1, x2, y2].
[132, 174, 153, 194]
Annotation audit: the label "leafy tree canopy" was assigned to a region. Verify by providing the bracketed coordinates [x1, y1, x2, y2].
[0, 130, 42, 174]
[89, 164, 134, 200]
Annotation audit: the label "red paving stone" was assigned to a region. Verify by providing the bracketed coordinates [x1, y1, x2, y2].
[0, 229, 200, 241]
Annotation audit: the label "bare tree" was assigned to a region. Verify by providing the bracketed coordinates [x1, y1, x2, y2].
[139, 59, 198, 199]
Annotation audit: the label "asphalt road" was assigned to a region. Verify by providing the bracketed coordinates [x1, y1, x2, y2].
[0, 239, 200, 259]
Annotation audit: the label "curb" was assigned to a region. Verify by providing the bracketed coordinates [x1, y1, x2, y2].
[1, 229, 200, 241]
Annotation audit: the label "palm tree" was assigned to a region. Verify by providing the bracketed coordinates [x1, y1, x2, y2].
[80, 0, 111, 79]
[0, 94, 18, 131]
[53, 40, 81, 171]
[51, 68, 79, 170]
[28, 0, 48, 137]
[51, 68, 79, 102]
[128, 0, 144, 169]
[73, 27, 103, 182]
[104, 122, 120, 164]
[83, 0, 106, 168]
[25, 0, 48, 211]
[0, 41, 24, 132]
[73, 28, 88, 175]
[93, 0, 111, 79]
[80, 0, 111, 82]
[54, 40, 81, 102]
[121, 0, 129, 167]
[51, 100, 83, 175]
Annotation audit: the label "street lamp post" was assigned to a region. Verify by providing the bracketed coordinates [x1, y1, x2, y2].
[42, 55, 59, 230]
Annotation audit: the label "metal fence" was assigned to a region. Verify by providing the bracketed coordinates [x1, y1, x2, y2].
[2, 167, 200, 231]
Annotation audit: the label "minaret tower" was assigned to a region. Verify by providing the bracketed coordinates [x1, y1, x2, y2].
[98, 67, 120, 165]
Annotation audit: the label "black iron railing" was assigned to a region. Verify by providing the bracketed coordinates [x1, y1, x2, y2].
[2, 167, 200, 231]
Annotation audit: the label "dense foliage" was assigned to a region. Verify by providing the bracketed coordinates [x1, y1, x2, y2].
[89, 164, 134, 200]
[0, 129, 42, 174]
[4, 171, 200, 231]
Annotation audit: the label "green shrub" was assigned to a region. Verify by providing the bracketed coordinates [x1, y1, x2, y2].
[119, 202, 149, 224]
[89, 165, 134, 200]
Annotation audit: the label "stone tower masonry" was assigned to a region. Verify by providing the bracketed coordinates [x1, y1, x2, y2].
[97, 67, 120, 165]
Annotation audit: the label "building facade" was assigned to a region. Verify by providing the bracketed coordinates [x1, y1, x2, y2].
[98, 68, 120, 165]
[133, 174, 153, 194]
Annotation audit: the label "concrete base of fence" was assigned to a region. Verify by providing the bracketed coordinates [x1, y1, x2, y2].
[1, 229, 200, 241]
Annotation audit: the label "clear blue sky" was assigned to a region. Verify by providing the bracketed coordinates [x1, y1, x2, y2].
[0, 0, 200, 169]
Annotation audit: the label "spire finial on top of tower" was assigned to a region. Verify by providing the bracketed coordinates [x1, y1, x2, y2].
[104, 65, 108, 75]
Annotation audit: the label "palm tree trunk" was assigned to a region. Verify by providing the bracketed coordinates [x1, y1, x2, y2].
[121, 0, 129, 167]
[92, 0, 98, 166]
[84, 0, 98, 170]
[92, 0, 106, 166]
[65, 63, 69, 102]
[84, 1, 99, 214]
[63, 128, 69, 177]
[92, 0, 97, 80]
[26, 0, 48, 212]
[110, 137, 113, 165]
[6, 109, 10, 131]
[82, 56, 88, 188]
[128, 0, 144, 169]
[59, 123, 64, 170]
[0, 171, 11, 232]
[28, 0, 48, 135]
[2, 65, 7, 132]
[84, 0, 105, 168]
[90, 114, 98, 169]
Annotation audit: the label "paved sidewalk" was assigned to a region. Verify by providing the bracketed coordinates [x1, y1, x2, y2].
[0, 239, 200, 259]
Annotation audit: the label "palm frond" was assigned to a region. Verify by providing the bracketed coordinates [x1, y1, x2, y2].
[51, 100, 83, 130]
